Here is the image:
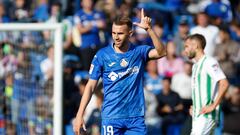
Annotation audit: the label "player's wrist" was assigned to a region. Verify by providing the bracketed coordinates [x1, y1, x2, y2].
[211, 102, 218, 109]
[145, 26, 152, 32]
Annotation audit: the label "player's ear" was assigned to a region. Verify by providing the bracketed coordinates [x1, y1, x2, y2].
[129, 30, 133, 37]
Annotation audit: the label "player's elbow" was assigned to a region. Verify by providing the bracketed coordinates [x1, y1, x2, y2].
[158, 48, 167, 58]
[220, 79, 229, 93]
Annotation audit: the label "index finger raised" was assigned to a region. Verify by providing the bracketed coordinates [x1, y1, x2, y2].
[141, 8, 145, 18]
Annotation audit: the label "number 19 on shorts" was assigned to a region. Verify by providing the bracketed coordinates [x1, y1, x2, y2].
[103, 125, 114, 135]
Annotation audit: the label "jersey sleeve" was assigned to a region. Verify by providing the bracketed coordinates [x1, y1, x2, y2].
[206, 57, 226, 82]
[73, 11, 82, 24]
[89, 52, 103, 80]
[139, 45, 153, 62]
[96, 11, 105, 20]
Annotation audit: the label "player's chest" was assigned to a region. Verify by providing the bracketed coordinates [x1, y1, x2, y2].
[103, 54, 142, 72]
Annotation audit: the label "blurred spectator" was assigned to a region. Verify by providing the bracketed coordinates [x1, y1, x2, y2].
[86, 91, 103, 135]
[1, 43, 18, 75]
[10, 55, 37, 135]
[74, 0, 106, 70]
[187, 0, 231, 14]
[171, 61, 193, 134]
[144, 60, 162, 135]
[190, 12, 219, 56]
[173, 16, 190, 57]
[9, 0, 30, 22]
[156, 77, 185, 135]
[62, 16, 75, 51]
[41, 2, 63, 49]
[63, 64, 82, 128]
[135, 26, 152, 46]
[40, 46, 53, 82]
[204, 0, 233, 23]
[230, 20, 240, 42]
[222, 85, 240, 135]
[32, 0, 49, 22]
[102, 0, 117, 34]
[144, 88, 161, 135]
[0, 3, 10, 23]
[83, 82, 103, 125]
[117, 0, 136, 18]
[5, 120, 16, 135]
[235, 2, 240, 23]
[0, 60, 4, 79]
[157, 41, 184, 77]
[144, 60, 163, 95]
[46, 1, 62, 23]
[152, 21, 169, 45]
[28, 96, 52, 135]
[171, 61, 192, 112]
[214, 26, 240, 85]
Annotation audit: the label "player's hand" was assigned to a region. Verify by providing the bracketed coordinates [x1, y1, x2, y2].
[133, 8, 152, 31]
[72, 117, 86, 135]
[200, 104, 216, 115]
[189, 105, 193, 116]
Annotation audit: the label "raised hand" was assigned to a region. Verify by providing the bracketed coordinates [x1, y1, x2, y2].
[133, 8, 152, 31]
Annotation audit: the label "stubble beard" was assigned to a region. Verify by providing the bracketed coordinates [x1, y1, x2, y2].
[188, 51, 196, 59]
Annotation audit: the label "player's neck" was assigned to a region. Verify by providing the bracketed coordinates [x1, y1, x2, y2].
[114, 43, 130, 53]
[195, 52, 205, 62]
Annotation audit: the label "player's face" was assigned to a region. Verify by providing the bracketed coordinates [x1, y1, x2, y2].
[184, 39, 197, 59]
[112, 24, 132, 48]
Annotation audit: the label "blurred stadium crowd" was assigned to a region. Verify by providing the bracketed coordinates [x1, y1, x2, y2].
[0, 0, 239, 135]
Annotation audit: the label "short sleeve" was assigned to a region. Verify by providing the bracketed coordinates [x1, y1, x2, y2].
[139, 45, 153, 62]
[206, 58, 226, 82]
[89, 52, 103, 80]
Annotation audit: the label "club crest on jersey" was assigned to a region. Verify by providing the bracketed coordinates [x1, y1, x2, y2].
[120, 59, 128, 67]
[212, 63, 219, 71]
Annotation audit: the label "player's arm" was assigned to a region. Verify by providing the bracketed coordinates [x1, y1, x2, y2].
[133, 8, 166, 59]
[200, 78, 229, 114]
[147, 28, 166, 59]
[200, 59, 229, 114]
[76, 23, 93, 34]
[212, 79, 229, 108]
[95, 19, 106, 29]
[74, 15, 92, 34]
[73, 79, 98, 135]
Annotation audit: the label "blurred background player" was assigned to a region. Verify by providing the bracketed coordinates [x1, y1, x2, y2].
[184, 34, 229, 135]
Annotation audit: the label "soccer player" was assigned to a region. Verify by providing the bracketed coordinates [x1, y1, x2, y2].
[184, 34, 229, 135]
[73, 9, 166, 135]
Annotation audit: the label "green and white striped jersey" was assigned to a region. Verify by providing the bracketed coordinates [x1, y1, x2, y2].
[191, 55, 226, 120]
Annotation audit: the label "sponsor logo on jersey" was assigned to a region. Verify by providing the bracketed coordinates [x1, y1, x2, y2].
[108, 66, 140, 81]
[108, 71, 118, 81]
[212, 63, 219, 72]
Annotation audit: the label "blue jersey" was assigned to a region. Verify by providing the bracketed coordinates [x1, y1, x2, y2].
[74, 9, 105, 48]
[89, 44, 152, 119]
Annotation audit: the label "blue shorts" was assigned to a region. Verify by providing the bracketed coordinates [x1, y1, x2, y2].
[101, 116, 146, 135]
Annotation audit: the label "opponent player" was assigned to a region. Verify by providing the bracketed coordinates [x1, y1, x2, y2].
[73, 9, 166, 135]
[184, 34, 229, 135]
